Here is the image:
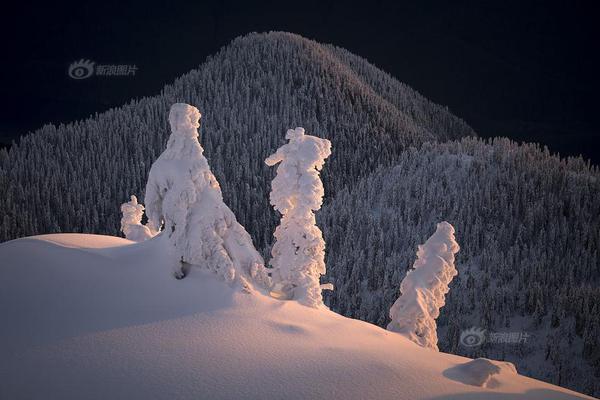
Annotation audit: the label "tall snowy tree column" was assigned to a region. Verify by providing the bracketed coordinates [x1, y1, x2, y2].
[265, 127, 332, 307]
[387, 221, 460, 350]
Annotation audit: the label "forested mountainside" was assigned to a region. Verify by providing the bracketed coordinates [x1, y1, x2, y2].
[0, 32, 473, 245]
[320, 137, 600, 396]
[0, 32, 598, 396]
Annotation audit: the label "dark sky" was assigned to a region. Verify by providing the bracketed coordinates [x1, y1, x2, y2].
[2, 0, 599, 163]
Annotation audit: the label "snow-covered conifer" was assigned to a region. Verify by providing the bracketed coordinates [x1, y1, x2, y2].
[120, 195, 156, 242]
[265, 127, 331, 307]
[387, 221, 459, 350]
[144, 103, 269, 289]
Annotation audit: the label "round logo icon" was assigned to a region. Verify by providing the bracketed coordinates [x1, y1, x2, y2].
[460, 327, 486, 347]
[68, 59, 95, 79]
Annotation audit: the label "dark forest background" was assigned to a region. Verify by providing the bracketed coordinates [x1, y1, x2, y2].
[1, 0, 599, 163]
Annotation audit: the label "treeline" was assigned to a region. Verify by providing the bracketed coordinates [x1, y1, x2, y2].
[0, 32, 473, 245]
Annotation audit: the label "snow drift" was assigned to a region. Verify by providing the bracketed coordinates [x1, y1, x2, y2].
[444, 358, 518, 389]
[0, 234, 594, 400]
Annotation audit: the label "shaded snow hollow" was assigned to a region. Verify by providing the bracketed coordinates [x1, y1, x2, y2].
[0, 234, 594, 400]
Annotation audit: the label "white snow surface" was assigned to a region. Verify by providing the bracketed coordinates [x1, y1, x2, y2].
[144, 103, 268, 287]
[0, 233, 594, 400]
[388, 221, 460, 350]
[444, 358, 518, 389]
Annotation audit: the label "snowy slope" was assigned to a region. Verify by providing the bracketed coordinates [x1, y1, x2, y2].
[0, 234, 593, 400]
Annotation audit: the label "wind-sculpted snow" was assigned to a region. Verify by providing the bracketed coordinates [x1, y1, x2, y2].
[444, 358, 518, 388]
[0, 234, 594, 400]
[120, 195, 155, 242]
[266, 127, 331, 307]
[387, 221, 459, 350]
[144, 103, 269, 288]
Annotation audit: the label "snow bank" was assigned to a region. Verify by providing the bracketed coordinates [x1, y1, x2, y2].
[22, 233, 133, 249]
[265, 127, 331, 307]
[444, 358, 518, 388]
[387, 221, 460, 350]
[144, 103, 269, 289]
[0, 233, 592, 400]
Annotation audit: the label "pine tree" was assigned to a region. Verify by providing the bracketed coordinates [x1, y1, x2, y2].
[265, 127, 331, 307]
[387, 222, 460, 350]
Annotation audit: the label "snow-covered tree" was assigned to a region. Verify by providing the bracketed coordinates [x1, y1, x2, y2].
[387, 221, 459, 350]
[265, 127, 331, 307]
[120, 195, 156, 242]
[144, 103, 269, 289]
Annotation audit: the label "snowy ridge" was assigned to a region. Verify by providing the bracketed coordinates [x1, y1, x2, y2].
[0, 234, 594, 400]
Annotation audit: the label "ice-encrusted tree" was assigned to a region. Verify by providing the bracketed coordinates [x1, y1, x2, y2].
[265, 127, 332, 307]
[387, 221, 460, 350]
[120, 195, 156, 242]
[144, 103, 269, 289]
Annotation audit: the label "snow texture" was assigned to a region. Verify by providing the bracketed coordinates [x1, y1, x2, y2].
[444, 358, 518, 388]
[144, 103, 269, 288]
[265, 127, 331, 307]
[0, 233, 592, 400]
[387, 221, 460, 350]
[120, 195, 156, 242]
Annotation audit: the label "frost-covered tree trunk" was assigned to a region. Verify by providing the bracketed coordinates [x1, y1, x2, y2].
[265, 127, 331, 307]
[387, 221, 460, 350]
[144, 103, 269, 290]
[120, 195, 156, 242]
